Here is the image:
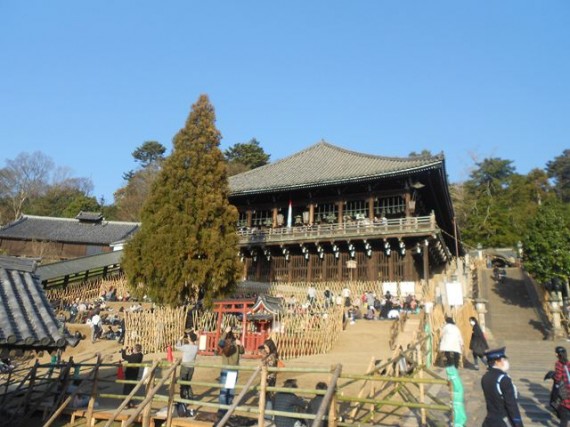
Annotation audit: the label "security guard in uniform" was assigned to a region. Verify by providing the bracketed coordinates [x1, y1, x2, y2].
[481, 347, 524, 426]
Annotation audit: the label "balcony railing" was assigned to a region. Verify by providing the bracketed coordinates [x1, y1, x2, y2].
[237, 214, 437, 245]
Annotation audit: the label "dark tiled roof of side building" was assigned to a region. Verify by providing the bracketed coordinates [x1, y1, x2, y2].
[0, 256, 73, 350]
[37, 250, 123, 282]
[0, 215, 140, 245]
[229, 141, 444, 196]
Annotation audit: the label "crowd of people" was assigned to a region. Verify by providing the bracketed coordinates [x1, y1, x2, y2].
[344, 290, 420, 323]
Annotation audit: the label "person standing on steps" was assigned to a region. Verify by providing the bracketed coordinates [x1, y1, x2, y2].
[481, 347, 524, 427]
[439, 316, 464, 368]
[553, 346, 570, 426]
[469, 316, 489, 370]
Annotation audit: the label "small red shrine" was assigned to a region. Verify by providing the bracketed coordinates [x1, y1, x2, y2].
[197, 296, 285, 358]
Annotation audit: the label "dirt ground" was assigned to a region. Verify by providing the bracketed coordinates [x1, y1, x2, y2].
[21, 311, 397, 426]
[53, 316, 396, 383]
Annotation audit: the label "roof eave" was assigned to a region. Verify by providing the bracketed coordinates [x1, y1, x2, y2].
[229, 162, 443, 197]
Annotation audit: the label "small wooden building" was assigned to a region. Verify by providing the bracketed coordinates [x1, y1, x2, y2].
[228, 141, 461, 285]
[0, 212, 139, 261]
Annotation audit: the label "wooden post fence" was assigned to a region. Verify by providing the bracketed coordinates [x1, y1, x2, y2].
[123, 359, 181, 427]
[311, 363, 342, 427]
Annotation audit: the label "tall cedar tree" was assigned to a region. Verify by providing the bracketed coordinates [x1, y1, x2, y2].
[122, 95, 240, 306]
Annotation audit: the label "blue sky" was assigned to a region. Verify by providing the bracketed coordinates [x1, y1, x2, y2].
[1, 1, 568, 203]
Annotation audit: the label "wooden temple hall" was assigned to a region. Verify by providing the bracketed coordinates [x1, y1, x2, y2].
[228, 142, 460, 284]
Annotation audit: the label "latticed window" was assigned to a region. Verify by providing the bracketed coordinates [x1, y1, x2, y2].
[315, 203, 338, 224]
[251, 210, 273, 227]
[345, 199, 368, 220]
[374, 196, 405, 216]
[237, 211, 248, 228]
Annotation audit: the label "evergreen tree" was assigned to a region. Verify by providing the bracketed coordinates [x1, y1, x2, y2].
[458, 158, 517, 247]
[224, 138, 270, 176]
[132, 140, 166, 168]
[523, 202, 570, 284]
[29, 187, 100, 217]
[547, 149, 570, 202]
[122, 95, 240, 305]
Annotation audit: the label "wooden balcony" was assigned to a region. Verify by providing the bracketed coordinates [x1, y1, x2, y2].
[237, 214, 438, 246]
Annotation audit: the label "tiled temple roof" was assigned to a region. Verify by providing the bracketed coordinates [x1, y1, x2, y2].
[37, 250, 123, 282]
[0, 256, 75, 350]
[0, 215, 140, 245]
[229, 141, 444, 195]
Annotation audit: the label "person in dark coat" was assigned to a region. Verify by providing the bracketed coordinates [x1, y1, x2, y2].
[306, 382, 328, 427]
[273, 379, 307, 427]
[469, 316, 489, 370]
[481, 347, 524, 427]
[121, 344, 143, 408]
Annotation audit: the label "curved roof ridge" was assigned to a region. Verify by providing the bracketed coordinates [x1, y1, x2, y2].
[23, 214, 77, 222]
[317, 140, 444, 163]
[20, 214, 140, 227]
[229, 141, 446, 195]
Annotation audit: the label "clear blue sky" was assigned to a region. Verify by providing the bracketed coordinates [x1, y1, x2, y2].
[1, 1, 568, 203]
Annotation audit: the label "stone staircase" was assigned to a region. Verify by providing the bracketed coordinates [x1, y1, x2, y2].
[476, 266, 563, 427]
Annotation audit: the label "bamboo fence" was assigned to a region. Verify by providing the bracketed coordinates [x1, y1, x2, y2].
[272, 304, 345, 359]
[45, 280, 101, 306]
[123, 306, 188, 354]
[422, 301, 477, 367]
[240, 280, 422, 305]
[230, 279, 423, 360]
[191, 303, 345, 360]
[97, 276, 131, 301]
[191, 311, 241, 333]
[45, 275, 133, 306]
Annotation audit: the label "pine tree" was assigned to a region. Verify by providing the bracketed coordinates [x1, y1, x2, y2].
[122, 95, 240, 305]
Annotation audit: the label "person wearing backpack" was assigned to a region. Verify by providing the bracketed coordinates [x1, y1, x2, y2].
[554, 346, 570, 425]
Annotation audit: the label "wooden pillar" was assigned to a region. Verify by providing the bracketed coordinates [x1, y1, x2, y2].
[368, 196, 375, 220]
[288, 255, 293, 282]
[388, 253, 394, 282]
[272, 208, 278, 228]
[307, 256, 313, 282]
[85, 358, 101, 425]
[142, 365, 156, 426]
[423, 241, 430, 289]
[367, 251, 375, 281]
[269, 256, 274, 282]
[404, 192, 411, 217]
[309, 203, 315, 225]
[337, 200, 344, 226]
[256, 257, 262, 281]
[165, 360, 178, 427]
[417, 344, 427, 425]
[258, 366, 268, 426]
[246, 209, 253, 228]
